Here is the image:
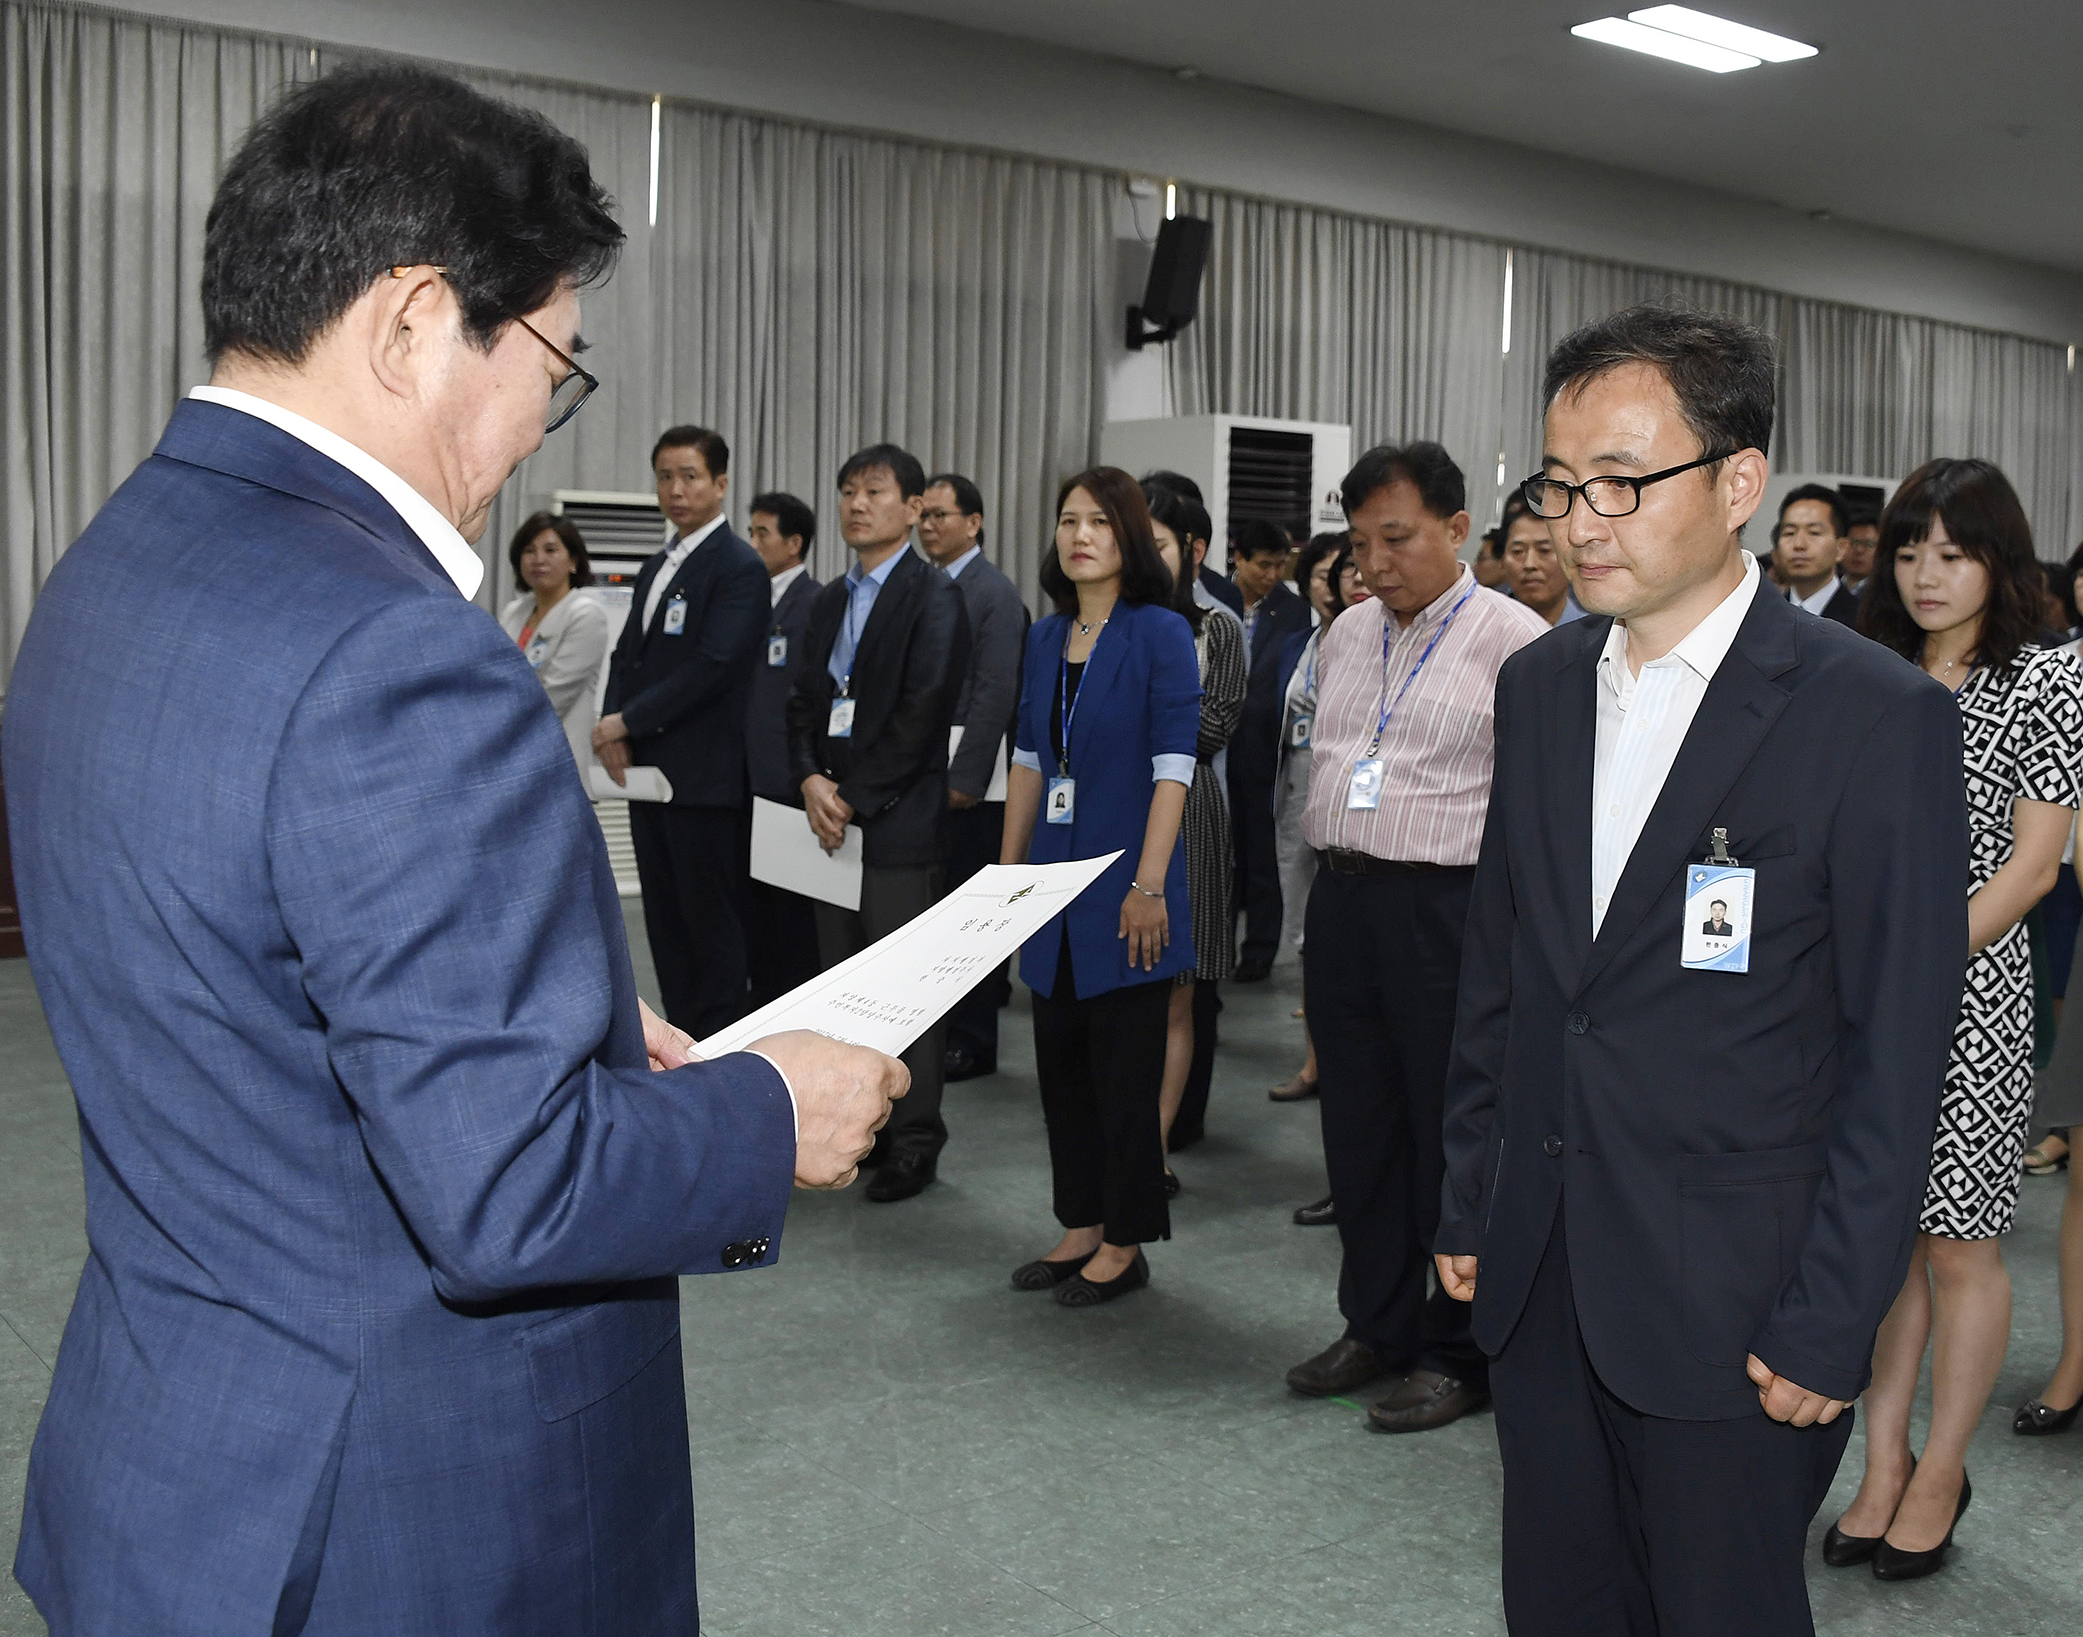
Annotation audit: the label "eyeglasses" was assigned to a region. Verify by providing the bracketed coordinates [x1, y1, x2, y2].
[1519, 449, 1735, 519]
[389, 265, 599, 434]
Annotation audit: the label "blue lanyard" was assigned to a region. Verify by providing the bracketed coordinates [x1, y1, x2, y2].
[1367, 586, 1475, 755]
[1304, 632, 1319, 699]
[1057, 637, 1093, 775]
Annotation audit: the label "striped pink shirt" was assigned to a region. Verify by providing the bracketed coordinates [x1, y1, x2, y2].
[1302, 566, 1548, 865]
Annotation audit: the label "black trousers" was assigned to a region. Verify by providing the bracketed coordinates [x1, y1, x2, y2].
[1171, 978, 1221, 1144]
[629, 803, 750, 1038]
[1492, 1218, 1852, 1637]
[1030, 943, 1171, 1245]
[815, 865, 947, 1161]
[1303, 859, 1483, 1382]
[942, 802, 1008, 1065]
[1228, 772, 1283, 966]
[744, 875, 821, 1012]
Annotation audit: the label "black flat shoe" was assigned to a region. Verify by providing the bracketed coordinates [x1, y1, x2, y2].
[1010, 1251, 1094, 1291]
[2013, 1396, 2081, 1435]
[1055, 1249, 1149, 1307]
[1163, 1169, 1181, 1199]
[1872, 1472, 1971, 1582]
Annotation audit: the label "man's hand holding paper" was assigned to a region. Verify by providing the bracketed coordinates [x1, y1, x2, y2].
[751, 1029, 910, 1189]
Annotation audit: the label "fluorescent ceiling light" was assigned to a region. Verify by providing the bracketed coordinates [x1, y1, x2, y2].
[1571, 17, 1759, 71]
[1628, 7, 1818, 63]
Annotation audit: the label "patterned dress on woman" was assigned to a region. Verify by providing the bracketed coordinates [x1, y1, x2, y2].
[1177, 611, 1246, 984]
[1924, 643, 2083, 1239]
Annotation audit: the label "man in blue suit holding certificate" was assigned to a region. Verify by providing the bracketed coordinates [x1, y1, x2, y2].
[5, 67, 903, 1637]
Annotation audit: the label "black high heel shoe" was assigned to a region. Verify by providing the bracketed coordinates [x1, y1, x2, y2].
[1872, 1472, 1971, 1582]
[1823, 1455, 1914, 1568]
[2012, 1397, 2081, 1435]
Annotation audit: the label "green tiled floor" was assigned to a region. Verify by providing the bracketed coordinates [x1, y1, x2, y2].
[2, 907, 2078, 1634]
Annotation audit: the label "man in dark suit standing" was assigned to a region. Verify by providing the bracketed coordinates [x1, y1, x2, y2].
[1437, 306, 1968, 1636]
[742, 490, 823, 1009]
[918, 471, 1029, 1081]
[597, 426, 770, 1036]
[1771, 483, 1861, 626]
[790, 444, 971, 1202]
[1228, 519, 1313, 980]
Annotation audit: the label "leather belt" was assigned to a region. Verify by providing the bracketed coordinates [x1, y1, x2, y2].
[1320, 848, 1450, 876]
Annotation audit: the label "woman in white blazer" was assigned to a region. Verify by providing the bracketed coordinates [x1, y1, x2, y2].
[498, 512, 612, 781]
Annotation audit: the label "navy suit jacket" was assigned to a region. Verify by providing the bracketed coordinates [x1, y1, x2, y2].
[4, 401, 796, 1636]
[1199, 563, 1244, 618]
[746, 568, 822, 803]
[1229, 581, 1313, 786]
[1014, 603, 1201, 999]
[602, 521, 769, 806]
[1437, 581, 1968, 1420]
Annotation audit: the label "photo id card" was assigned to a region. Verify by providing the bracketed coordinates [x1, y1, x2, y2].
[1682, 863, 1755, 973]
[827, 696, 857, 739]
[1045, 777, 1077, 825]
[1289, 713, 1313, 749]
[1346, 757, 1384, 810]
[767, 634, 789, 667]
[663, 597, 687, 636]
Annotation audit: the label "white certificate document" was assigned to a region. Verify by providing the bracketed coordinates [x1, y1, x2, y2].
[693, 851, 1123, 1059]
[588, 766, 674, 803]
[948, 726, 1009, 803]
[749, 795, 863, 911]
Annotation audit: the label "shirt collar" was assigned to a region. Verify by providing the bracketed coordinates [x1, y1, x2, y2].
[1792, 575, 1841, 615]
[1599, 553, 1760, 687]
[1391, 564, 1476, 637]
[942, 544, 982, 580]
[769, 561, 809, 605]
[665, 513, 727, 556]
[187, 385, 483, 598]
[847, 544, 908, 589]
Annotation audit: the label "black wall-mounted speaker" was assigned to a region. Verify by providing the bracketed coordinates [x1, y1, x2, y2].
[1127, 215, 1210, 350]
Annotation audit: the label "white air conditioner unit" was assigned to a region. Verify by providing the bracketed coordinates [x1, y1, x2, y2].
[1100, 415, 1353, 559]
[551, 490, 663, 590]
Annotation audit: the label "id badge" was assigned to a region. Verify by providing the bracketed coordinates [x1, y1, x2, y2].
[767, 634, 788, 667]
[1682, 863, 1755, 972]
[525, 636, 549, 671]
[662, 597, 687, 636]
[1346, 757, 1384, 810]
[1045, 777, 1076, 825]
[1289, 713, 1313, 749]
[827, 696, 857, 739]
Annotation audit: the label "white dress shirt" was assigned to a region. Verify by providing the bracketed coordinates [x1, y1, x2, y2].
[1591, 556, 1762, 935]
[186, 386, 483, 598]
[768, 561, 809, 607]
[643, 513, 727, 629]
[941, 545, 981, 580]
[1789, 575, 1842, 615]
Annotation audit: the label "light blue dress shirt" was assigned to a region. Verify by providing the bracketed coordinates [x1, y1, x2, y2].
[826, 546, 907, 688]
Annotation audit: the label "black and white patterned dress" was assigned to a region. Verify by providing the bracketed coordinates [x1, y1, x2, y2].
[1924, 644, 2083, 1239]
[1178, 612, 1246, 984]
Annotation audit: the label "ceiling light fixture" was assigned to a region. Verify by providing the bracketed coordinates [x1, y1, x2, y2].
[1627, 7, 1817, 63]
[1571, 16, 1758, 71]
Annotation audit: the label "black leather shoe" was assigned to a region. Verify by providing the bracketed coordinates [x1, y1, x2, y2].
[1233, 958, 1272, 982]
[1163, 1169, 1181, 1199]
[1822, 1521, 1882, 1568]
[1872, 1472, 1971, 1581]
[1293, 1195, 1337, 1227]
[864, 1153, 936, 1203]
[1285, 1338, 1390, 1398]
[1056, 1249, 1149, 1307]
[943, 1045, 995, 1082]
[2013, 1396, 2081, 1435]
[1010, 1250, 1095, 1291]
[1366, 1369, 1490, 1433]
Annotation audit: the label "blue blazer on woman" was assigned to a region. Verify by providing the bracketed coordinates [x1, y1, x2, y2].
[1014, 601, 1202, 999]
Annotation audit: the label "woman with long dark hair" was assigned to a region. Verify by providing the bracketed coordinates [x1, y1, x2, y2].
[1826, 460, 2083, 1579]
[1002, 468, 1201, 1305]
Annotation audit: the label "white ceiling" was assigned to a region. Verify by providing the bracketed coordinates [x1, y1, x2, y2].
[837, 0, 2083, 273]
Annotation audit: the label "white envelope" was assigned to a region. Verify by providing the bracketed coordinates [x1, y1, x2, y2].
[749, 795, 863, 911]
[588, 766, 675, 803]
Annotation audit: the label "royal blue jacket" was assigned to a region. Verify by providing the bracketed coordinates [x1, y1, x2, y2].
[1013, 602, 1201, 998]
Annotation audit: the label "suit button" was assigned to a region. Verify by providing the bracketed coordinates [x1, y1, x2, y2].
[1543, 1135, 1563, 1158]
[721, 1242, 746, 1269]
[1566, 1012, 1589, 1035]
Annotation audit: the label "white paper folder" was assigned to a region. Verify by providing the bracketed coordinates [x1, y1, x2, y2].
[749, 796, 863, 911]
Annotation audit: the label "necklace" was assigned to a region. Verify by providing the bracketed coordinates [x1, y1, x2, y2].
[1075, 613, 1110, 636]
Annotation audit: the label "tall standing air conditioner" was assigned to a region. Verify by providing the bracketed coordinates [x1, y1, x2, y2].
[1099, 416, 1353, 562]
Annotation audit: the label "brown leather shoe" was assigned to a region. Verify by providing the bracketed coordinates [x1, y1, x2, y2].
[1285, 1339, 1393, 1398]
[1366, 1368, 1490, 1433]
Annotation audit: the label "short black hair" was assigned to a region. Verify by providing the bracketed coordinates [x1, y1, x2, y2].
[1140, 469, 1204, 505]
[1778, 483, 1848, 538]
[1040, 467, 1173, 616]
[1859, 458, 2044, 671]
[926, 472, 987, 548]
[1543, 303, 1776, 467]
[1340, 441, 1466, 522]
[837, 443, 926, 499]
[202, 66, 621, 365]
[506, 511, 592, 590]
[1232, 518, 1292, 562]
[749, 491, 816, 556]
[652, 425, 728, 477]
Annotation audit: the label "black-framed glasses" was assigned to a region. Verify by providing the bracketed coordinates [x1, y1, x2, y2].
[389, 264, 599, 434]
[1519, 449, 1735, 519]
